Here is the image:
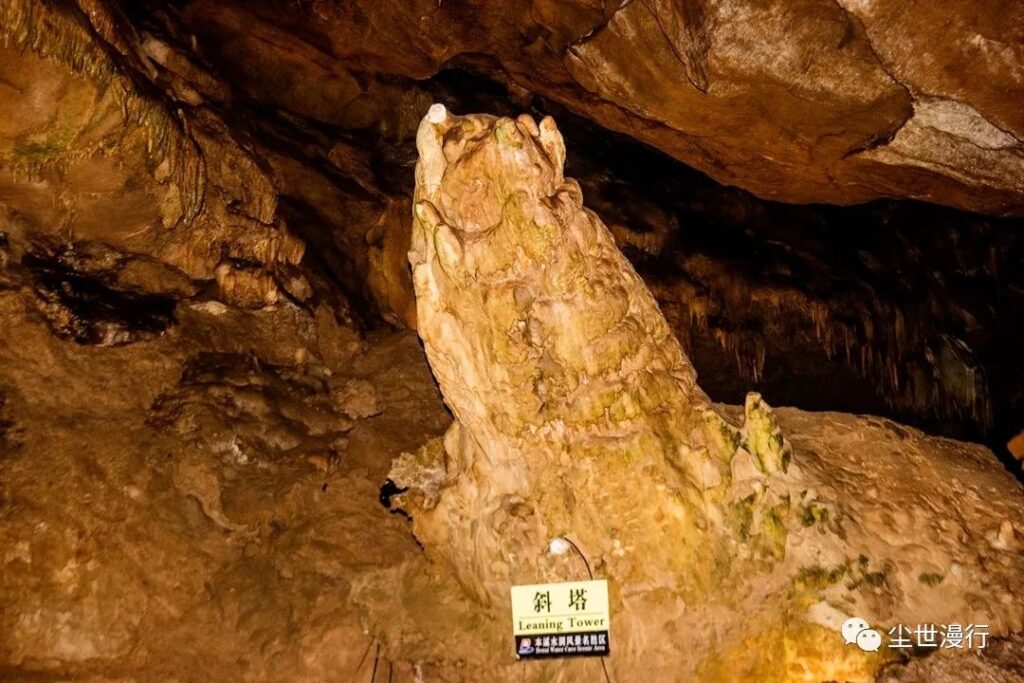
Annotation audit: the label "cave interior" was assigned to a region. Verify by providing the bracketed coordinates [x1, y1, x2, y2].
[1, 1, 1023, 681]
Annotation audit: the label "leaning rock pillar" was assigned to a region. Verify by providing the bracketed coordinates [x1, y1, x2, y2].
[387, 104, 1024, 682]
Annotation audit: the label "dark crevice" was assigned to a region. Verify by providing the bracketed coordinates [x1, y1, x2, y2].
[275, 197, 379, 330]
[22, 247, 177, 346]
[378, 479, 409, 514]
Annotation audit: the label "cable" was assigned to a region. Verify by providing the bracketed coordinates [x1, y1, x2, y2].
[370, 641, 380, 682]
[562, 536, 613, 683]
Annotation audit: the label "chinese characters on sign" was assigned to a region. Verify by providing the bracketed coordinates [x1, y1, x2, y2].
[510, 579, 610, 660]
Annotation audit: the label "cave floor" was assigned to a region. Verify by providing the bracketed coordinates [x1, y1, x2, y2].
[2, 276, 1023, 682]
[0, 282, 455, 680]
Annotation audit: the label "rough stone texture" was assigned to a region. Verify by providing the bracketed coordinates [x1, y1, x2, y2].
[880, 634, 1024, 679]
[0, 0, 306, 307]
[2, 0, 1023, 451]
[175, 0, 1024, 215]
[882, 633, 1024, 683]
[0, 258, 451, 679]
[0, 2, 1023, 681]
[387, 106, 1024, 681]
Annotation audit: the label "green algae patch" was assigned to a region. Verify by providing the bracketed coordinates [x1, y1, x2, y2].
[12, 139, 66, 162]
[798, 502, 830, 527]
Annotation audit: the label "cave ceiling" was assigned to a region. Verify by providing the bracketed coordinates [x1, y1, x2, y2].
[172, 0, 1024, 214]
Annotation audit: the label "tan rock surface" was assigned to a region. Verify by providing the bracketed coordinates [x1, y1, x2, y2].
[2, 0, 1021, 444]
[0, 272, 450, 679]
[384, 106, 1024, 681]
[0, 0, 304, 298]
[0, 2, 1023, 681]
[0, 103, 1022, 681]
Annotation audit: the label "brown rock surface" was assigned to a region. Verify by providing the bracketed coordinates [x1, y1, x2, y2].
[0, 0, 305, 295]
[0, 273, 450, 679]
[0, 1, 1023, 681]
[2, 0, 1022, 447]
[174, 0, 1024, 214]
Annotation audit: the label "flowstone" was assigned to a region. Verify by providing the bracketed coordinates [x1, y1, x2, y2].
[387, 105, 1024, 681]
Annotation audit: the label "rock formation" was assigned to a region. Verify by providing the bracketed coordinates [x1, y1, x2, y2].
[174, 0, 1024, 216]
[388, 106, 1024, 681]
[2, 0, 1023, 448]
[1, 2, 1023, 681]
[0, 0, 305, 311]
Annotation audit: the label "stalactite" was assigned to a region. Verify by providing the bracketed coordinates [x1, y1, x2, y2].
[0, 0, 262, 237]
[656, 266, 992, 432]
[0, 0, 309, 293]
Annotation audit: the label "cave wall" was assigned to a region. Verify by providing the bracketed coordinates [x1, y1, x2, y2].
[1, 0, 1022, 460]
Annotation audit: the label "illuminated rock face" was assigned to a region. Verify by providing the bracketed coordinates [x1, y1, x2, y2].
[0, 2, 1022, 680]
[403, 103, 784, 597]
[0, 1, 304, 305]
[392, 106, 1024, 681]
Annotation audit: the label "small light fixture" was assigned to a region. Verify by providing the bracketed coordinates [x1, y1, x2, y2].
[548, 537, 572, 556]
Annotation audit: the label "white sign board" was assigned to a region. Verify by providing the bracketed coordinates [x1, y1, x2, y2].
[510, 579, 610, 659]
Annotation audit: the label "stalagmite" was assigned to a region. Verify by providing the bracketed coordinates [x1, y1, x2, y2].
[389, 106, 1024, 681]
